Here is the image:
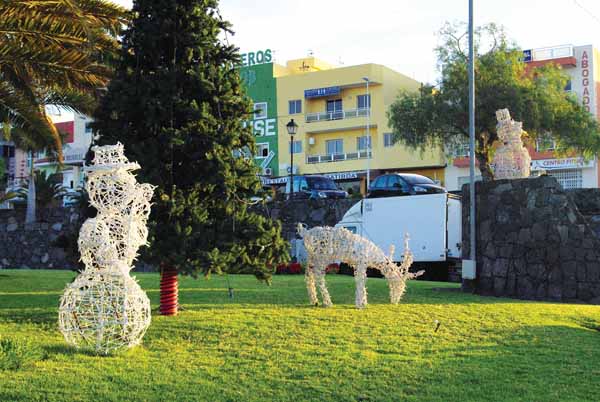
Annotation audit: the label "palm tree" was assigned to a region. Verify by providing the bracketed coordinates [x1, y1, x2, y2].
[0, 0, 128, 222]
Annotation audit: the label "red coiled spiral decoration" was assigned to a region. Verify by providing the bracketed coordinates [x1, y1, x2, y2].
[160, 268, 178, 316]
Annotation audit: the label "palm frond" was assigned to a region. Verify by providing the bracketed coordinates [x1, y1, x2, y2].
[0, 0, 128, 159]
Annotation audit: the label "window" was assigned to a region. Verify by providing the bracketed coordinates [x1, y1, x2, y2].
[450, 140, 470, 157]
[306, 176, 337, 190]
[371, 176, 386, 189]
[289, 140, 302, 154]
[357, 94, 371, 109]
[387, 175, 410, 192]
[85, 122, 93, 134]
[344, 226, 357, 234]
[356, 136, 371, 151]
[326, 99, 343, 119]
[565, 80, 572, 92]
[384, 133, 394, 147]
[536, 135, 556, 152]
[255, 143, 269, 158]
[254, 102, 267, 119]
[2, 145, 15, 158]
[547, 169, 582, 189]
[289, 100, 302, 114]
[326, 139, 343, 155]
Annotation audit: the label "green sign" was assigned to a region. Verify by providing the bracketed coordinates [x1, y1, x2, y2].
[240, 49, 272, 67]
[239, 62, 279, 176]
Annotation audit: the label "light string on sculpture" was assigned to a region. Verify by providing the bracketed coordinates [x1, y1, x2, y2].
[297, 224, 423, 309]
[58, 143, 154, 354]
[491, 108, 531, 179]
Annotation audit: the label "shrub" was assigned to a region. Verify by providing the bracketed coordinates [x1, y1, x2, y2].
[326, 263, 340, 274]
[0, 336, 45, 370]
[276, 263, 339, 275]
[276, 262, 304, 275]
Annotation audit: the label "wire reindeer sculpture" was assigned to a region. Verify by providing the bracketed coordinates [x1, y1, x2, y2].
[297, 224, 423, 309]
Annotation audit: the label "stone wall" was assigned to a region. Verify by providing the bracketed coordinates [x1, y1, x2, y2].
[266, 198, 357, 237]
[567, 188, 600, 238]
[462, 176, 600, 302]
[1, 198, 359, 270]
[0, 207, 81, 269]
[254, 198, 358, 258]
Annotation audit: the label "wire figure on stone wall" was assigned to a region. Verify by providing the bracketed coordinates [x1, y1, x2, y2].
[491, 108, 531, 179]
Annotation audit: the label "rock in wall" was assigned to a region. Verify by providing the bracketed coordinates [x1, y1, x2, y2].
[462, 176, 600, 302]
[0, 207, 82, 269]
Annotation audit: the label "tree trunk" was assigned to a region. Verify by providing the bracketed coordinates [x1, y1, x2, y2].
[25, 156, 36, 224]
[476, 151, 495, 182]
[159, 265, 178, 315]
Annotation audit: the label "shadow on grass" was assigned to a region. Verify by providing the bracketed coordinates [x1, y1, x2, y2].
[43, 344, 99, 357]
[0, 308, 57, 325]
[407, 324, 600, 401]
[156, 282, 518, 309]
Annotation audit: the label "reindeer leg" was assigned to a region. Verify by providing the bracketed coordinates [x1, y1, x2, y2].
[315, 265, 333, 307]
[354, 263, 368, 309]
[305, 264, 319, 306]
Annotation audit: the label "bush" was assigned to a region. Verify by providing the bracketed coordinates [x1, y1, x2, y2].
[276, 263, 340, 275]
[276, 262, 304, 275]
[0, 336, 45, 370]
[326, 263, 340, 274]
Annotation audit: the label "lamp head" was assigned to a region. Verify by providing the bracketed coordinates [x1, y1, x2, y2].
[286, 119, 298, 136]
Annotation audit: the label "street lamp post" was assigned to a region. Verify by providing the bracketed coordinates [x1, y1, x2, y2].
[362, 77, 370, 196]
[465, 0, 477, 281]
[286, 119, 298, 200]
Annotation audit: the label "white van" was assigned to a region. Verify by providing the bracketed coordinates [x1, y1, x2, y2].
[335, 193, 462, 279]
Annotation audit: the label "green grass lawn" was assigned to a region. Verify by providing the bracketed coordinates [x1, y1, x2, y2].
[0, 270, 599, 402]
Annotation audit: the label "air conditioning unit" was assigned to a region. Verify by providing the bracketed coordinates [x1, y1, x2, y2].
[262, 167, 273, 176]
[308, 137, 315, 145]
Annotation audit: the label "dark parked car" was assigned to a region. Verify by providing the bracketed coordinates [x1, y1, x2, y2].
[367, 173, 446, 198]
[286, 175, 348, 199]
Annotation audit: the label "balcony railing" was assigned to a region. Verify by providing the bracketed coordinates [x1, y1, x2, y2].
[305, 107, 370, 123]
[306, 150, 372, 164]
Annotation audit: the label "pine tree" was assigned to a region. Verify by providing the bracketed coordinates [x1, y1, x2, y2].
[93, 0, 289, 315]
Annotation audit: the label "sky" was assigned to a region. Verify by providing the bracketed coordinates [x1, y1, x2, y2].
[111, 0, 600, 84]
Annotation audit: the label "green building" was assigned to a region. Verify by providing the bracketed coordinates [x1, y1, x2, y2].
[239, 50, 279, 177]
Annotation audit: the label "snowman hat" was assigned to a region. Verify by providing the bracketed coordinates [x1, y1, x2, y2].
[84, 142, 140, 172]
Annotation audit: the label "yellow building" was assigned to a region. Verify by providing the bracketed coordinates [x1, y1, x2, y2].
[273, 57, 445, 193]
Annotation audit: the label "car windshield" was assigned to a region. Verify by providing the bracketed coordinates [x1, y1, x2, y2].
[306, 177, 337, 190]
[402, 175, 435, 185]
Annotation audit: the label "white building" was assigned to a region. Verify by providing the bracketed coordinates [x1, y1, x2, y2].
[445, 44, 600, 191]
[34, 113, 94, 192]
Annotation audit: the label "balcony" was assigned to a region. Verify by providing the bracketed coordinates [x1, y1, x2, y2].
[305, 108, 370, 123]
[306, 150, 372, 164]
[34, 147, 88, 166]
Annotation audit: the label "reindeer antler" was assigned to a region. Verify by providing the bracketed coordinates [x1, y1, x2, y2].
[388, 244, 395, 261]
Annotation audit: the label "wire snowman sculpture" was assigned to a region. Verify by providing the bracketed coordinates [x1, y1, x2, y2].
[58, 143, 154, 354]
[298, 224, 423, 309]
[491, 108, 531, 179]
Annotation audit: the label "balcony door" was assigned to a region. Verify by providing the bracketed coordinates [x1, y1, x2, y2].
[326, 99, 343, 120]
[326, 139, 343, 156]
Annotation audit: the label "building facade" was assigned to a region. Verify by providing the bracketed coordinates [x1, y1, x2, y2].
[445, 44, 600, 191]
[239, 50, 280, 176]
[1, 141, 28, 192]
[269, 56, 445, 193]
[34, 113, 94, 192]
